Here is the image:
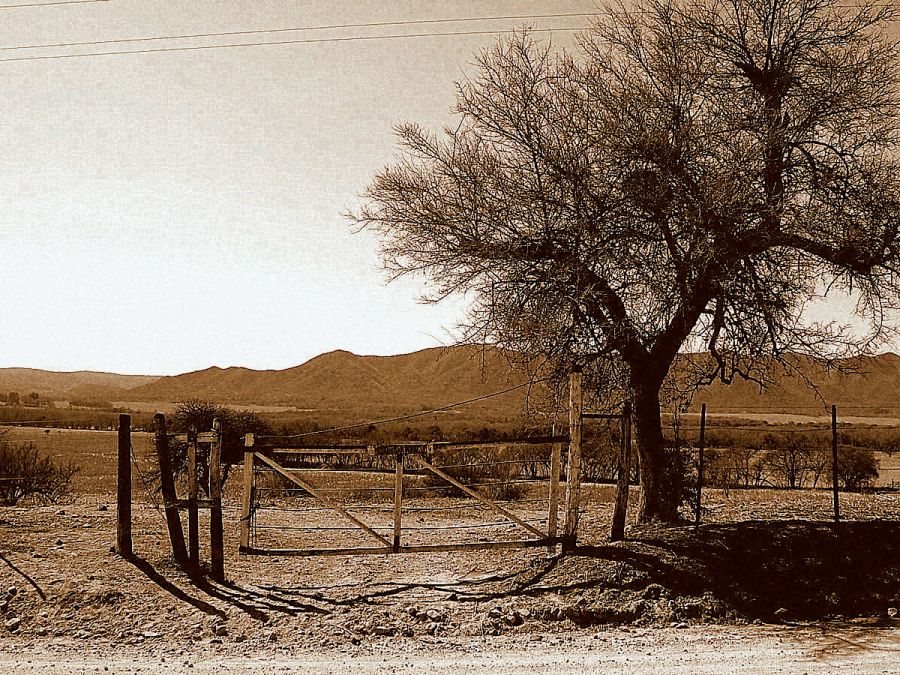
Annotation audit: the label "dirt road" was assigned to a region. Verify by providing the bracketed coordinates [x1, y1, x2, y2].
[2, 625, 899, 673]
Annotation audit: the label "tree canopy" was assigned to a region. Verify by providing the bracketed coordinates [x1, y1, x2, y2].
[353, 0, 900, 522]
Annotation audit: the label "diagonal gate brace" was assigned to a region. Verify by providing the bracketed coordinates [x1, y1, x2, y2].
[414, 456, 546, 539]
[254, 453, 391, 547]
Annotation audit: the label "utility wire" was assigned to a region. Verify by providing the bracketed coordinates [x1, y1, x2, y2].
[0, 12, 595, 52]
[0, 0, 108, 8]
[258, 377, 550, 441]
[0, 27, 581, 63]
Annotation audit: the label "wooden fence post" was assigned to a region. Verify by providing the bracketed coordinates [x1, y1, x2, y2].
[187, 427, 199, 565]
[240, 434, 255, 550]
[116, 413, 132, 557]
[563, 368, 583, 552]
[153, 414, 188, 566]
[695, 403, 706, 530]
[610, 400, 633, 542]
[393, 452, 403, 553]
[548, 423, 561, 549]
[209, 418, 225, 581]
[831, 404, 840, 523]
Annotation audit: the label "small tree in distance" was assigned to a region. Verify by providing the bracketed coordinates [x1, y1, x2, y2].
[153, 400, 270, 495]
[353, 0, 900, 522]
[0, 432, 78, 506]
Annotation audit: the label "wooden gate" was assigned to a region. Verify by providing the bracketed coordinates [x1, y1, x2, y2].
[238, 435, 569, 556]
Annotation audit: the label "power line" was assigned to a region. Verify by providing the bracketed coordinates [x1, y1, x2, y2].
[0, 27, 581, 63]
[0, 12, 596, 52]
[0, 0, 108, 8]
[257, 377, 550, 441]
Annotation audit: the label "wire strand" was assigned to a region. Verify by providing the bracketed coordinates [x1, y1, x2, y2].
[0, 28, 580, 63]
[257, 377, 549, 440]
[0, 0, 108, 9]
[0, 12, 595, 52]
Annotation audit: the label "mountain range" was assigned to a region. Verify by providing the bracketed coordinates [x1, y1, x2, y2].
[2, 347, 900, 417]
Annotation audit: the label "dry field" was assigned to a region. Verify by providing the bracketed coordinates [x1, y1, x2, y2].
[1, 428, 898, 672]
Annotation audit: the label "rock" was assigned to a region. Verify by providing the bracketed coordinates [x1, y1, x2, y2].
[888, 607, 898, 619]
[267, 631, 278, 643]
[504, 612, 523, 627]
[773, 608, 790, 621]
[142, 631, 162, 638]
[5, 617, 21, 632]
[517, 608, 531, 620]
[56, 510, 66, 516]
[488, 607, 502, 619]
[372, 625, 393, 636]
[98, 504, 108, 512]
[55, 539, 63, 546]
[642, 584, 665, 600]
[0, 601, 8, 613]
[234, 635, 246, 643]
[210, 638, 223, 644]
[426, 622, 439, 636]
[213, 624, 228, 637]
[405, 605, 419, 617]
[6, 586, 16, 597]
[425, 608, 443, 622]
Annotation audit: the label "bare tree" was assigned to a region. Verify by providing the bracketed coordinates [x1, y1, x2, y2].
[353, 0, 900, 522]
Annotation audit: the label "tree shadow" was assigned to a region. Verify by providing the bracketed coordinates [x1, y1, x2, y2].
[0, 553, 46, 601]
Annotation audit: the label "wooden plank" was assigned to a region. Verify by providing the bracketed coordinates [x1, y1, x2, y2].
[173, 498, 216, 509]
[209, 418, 225, 581]
[433, 434, 568, 448]
[610, 401, 632, 542]
[153, 414, 188, 566]
[581, 412, 621, 420]
[240, 538, 561, 557]
[239, 447, 255, 549]
[563, 369, 583, 550]
[413, 457, 545, 538]
[393, 453, 403, 552]
[197, 431, 217, 443]
[187, 427, 199, 565]
[255, 453, 392, 547]
[116, 413, 132, 557]
[273, 447, 373, 456]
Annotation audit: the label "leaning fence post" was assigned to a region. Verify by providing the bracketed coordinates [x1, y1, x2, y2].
[240, 433, 255, 550]
[831, 404, 840, 522]
[610, 400, 633, 542]
[116, 413, 132, 557]
[563, 368, 583, 552]
[153, 413, 188, 566]
[209, 418, 225, 581]
[695, 403, 706, 530]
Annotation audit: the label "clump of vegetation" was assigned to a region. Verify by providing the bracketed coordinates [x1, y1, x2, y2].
[152, 400, 271, 494]
[0, 434, 78, 506]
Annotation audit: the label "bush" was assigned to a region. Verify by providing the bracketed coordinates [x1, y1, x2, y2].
[152, 400, 271, 495]
[837, 446, 879, 491]
[0, 441, 78, 506]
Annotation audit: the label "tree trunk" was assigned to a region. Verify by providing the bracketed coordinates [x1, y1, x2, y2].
[631, 376, 682, 523]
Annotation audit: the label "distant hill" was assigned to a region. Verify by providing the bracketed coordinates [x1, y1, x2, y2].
[5, 348, 900, 418]
[0, 368, 159, 401]
[123, 346, 533, 414]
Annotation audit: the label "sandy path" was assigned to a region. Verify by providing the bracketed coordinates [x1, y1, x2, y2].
[2, 625, 899, 673]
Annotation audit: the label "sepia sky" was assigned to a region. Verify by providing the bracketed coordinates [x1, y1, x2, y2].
[0, 1, 893, 375]
[0, 0, 596, 375]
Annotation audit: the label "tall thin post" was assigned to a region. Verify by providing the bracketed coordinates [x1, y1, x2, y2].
[116, 413, 132, 557]
[611, 401, 633, 542]
[563, 368, 583, 552]
[695, 403, 706, 530]
[187, 427, 199, 565]
[393, 452, 403, 553]
[831, 404, 840, 523]
[209, 418, 225, 581]
[239, 434, 255, 549]
[548, 423, 561, 547]
[153, 414, 188, 566]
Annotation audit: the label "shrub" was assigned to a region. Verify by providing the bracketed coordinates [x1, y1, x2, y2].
[837, 446, 879, 491]
[0, 440, 78, 506]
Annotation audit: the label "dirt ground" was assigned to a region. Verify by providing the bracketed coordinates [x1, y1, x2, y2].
[1, 488, 898, 672]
